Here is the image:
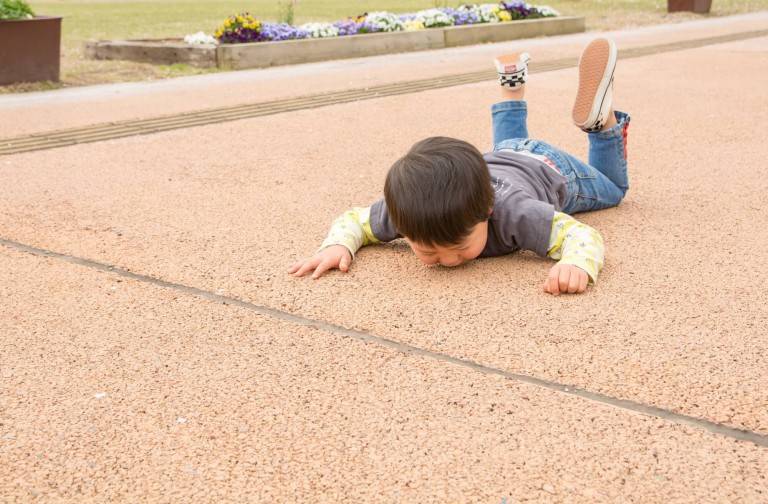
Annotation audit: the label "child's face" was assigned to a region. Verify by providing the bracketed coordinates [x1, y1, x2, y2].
[405, 221, 489, 268]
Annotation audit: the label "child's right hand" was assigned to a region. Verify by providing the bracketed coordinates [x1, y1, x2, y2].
[288, 245, 353, 279]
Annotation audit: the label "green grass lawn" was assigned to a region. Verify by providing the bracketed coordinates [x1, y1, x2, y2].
[30, 0, 768, 51]
[32, 0, 467, 50]
[8, 0, 766, 92]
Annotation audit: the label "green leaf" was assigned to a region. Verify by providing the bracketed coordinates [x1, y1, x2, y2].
[0, 0, 36, 20]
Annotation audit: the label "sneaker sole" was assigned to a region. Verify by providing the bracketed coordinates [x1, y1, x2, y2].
[572, 39, 616, 128]
[495, 52, 526, 74]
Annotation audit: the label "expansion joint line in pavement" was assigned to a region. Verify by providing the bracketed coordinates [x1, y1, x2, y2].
[2, 28, 768, 157]
[2, 236, 767, 448]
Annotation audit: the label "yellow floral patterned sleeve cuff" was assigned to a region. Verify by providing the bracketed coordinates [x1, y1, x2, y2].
[546, 211, 605, 284]
[318, 207, 380, 258]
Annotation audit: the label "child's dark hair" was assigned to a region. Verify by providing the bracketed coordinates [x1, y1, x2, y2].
[384, 136, 494, 247]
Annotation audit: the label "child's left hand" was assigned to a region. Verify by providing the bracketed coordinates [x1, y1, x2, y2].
[542, 264, 589, 295]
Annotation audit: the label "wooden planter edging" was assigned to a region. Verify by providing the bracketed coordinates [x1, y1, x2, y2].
[84, 39, 218, 68]
[84, 15, 584, 70]
[0, 16, 62, 85]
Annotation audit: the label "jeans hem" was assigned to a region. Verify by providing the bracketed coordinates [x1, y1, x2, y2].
[591, 110, 631, 139]
[491, 101, 527, 113]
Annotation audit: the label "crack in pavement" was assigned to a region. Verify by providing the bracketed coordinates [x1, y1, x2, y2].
[3, 236, 767, 448]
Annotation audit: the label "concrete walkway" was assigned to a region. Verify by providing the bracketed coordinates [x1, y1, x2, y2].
[1, 12, 767, 502]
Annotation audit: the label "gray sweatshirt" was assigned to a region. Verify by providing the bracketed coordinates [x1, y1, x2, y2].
[369, 150, 567, 257]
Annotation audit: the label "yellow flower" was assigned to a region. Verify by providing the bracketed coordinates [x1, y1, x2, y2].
[404, 20, 425, 31]
[224, 20, 230, 28]
[498, 10, 512, 21]
[237, 16, 244, 23]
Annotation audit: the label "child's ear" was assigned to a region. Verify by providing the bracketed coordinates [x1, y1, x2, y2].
[488, 207, 493, 216]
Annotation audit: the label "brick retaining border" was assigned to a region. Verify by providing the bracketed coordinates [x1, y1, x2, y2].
[84, 16, 584, 70]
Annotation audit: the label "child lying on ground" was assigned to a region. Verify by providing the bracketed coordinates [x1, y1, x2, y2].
[289, 38, 630, 296]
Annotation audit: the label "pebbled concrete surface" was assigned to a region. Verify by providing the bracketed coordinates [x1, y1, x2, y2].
[2, 247, 767, 502]
[1, 12, 768, 502]
[1, 12, 767, 137]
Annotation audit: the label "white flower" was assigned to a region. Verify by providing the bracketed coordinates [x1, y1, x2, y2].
[535, 4, 561, 16]
[413, 8, 454, 28]
[300, 22, 340, 38]
[365, 11, 405, 32]
[466, 4, 503, 23]
[184, 31, 218, 45]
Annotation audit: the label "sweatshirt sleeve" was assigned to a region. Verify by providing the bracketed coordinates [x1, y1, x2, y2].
[546, 211, 604, 283]
[318, 207, 380, 258]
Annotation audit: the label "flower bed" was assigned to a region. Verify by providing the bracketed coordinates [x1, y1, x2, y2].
[84, 8, 584, 70]
[215, 14, 583, 69]
[211, 3, 560, 46]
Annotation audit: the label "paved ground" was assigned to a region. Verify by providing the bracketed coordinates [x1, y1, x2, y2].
[1, 12, 767, 503]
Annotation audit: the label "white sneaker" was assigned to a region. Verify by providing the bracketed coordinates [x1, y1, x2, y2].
[495, 52, 531, 89]
[572, 38, 617, 132]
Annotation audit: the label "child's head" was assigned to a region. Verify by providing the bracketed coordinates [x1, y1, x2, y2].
[384, 136, 494, 267]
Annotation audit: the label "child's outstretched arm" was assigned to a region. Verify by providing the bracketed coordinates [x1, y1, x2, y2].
[543, 212, 605, 295]
[288, 207, 379, 279]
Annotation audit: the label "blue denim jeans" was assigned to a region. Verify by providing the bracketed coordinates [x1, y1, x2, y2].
[491, 101, 630, 214]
